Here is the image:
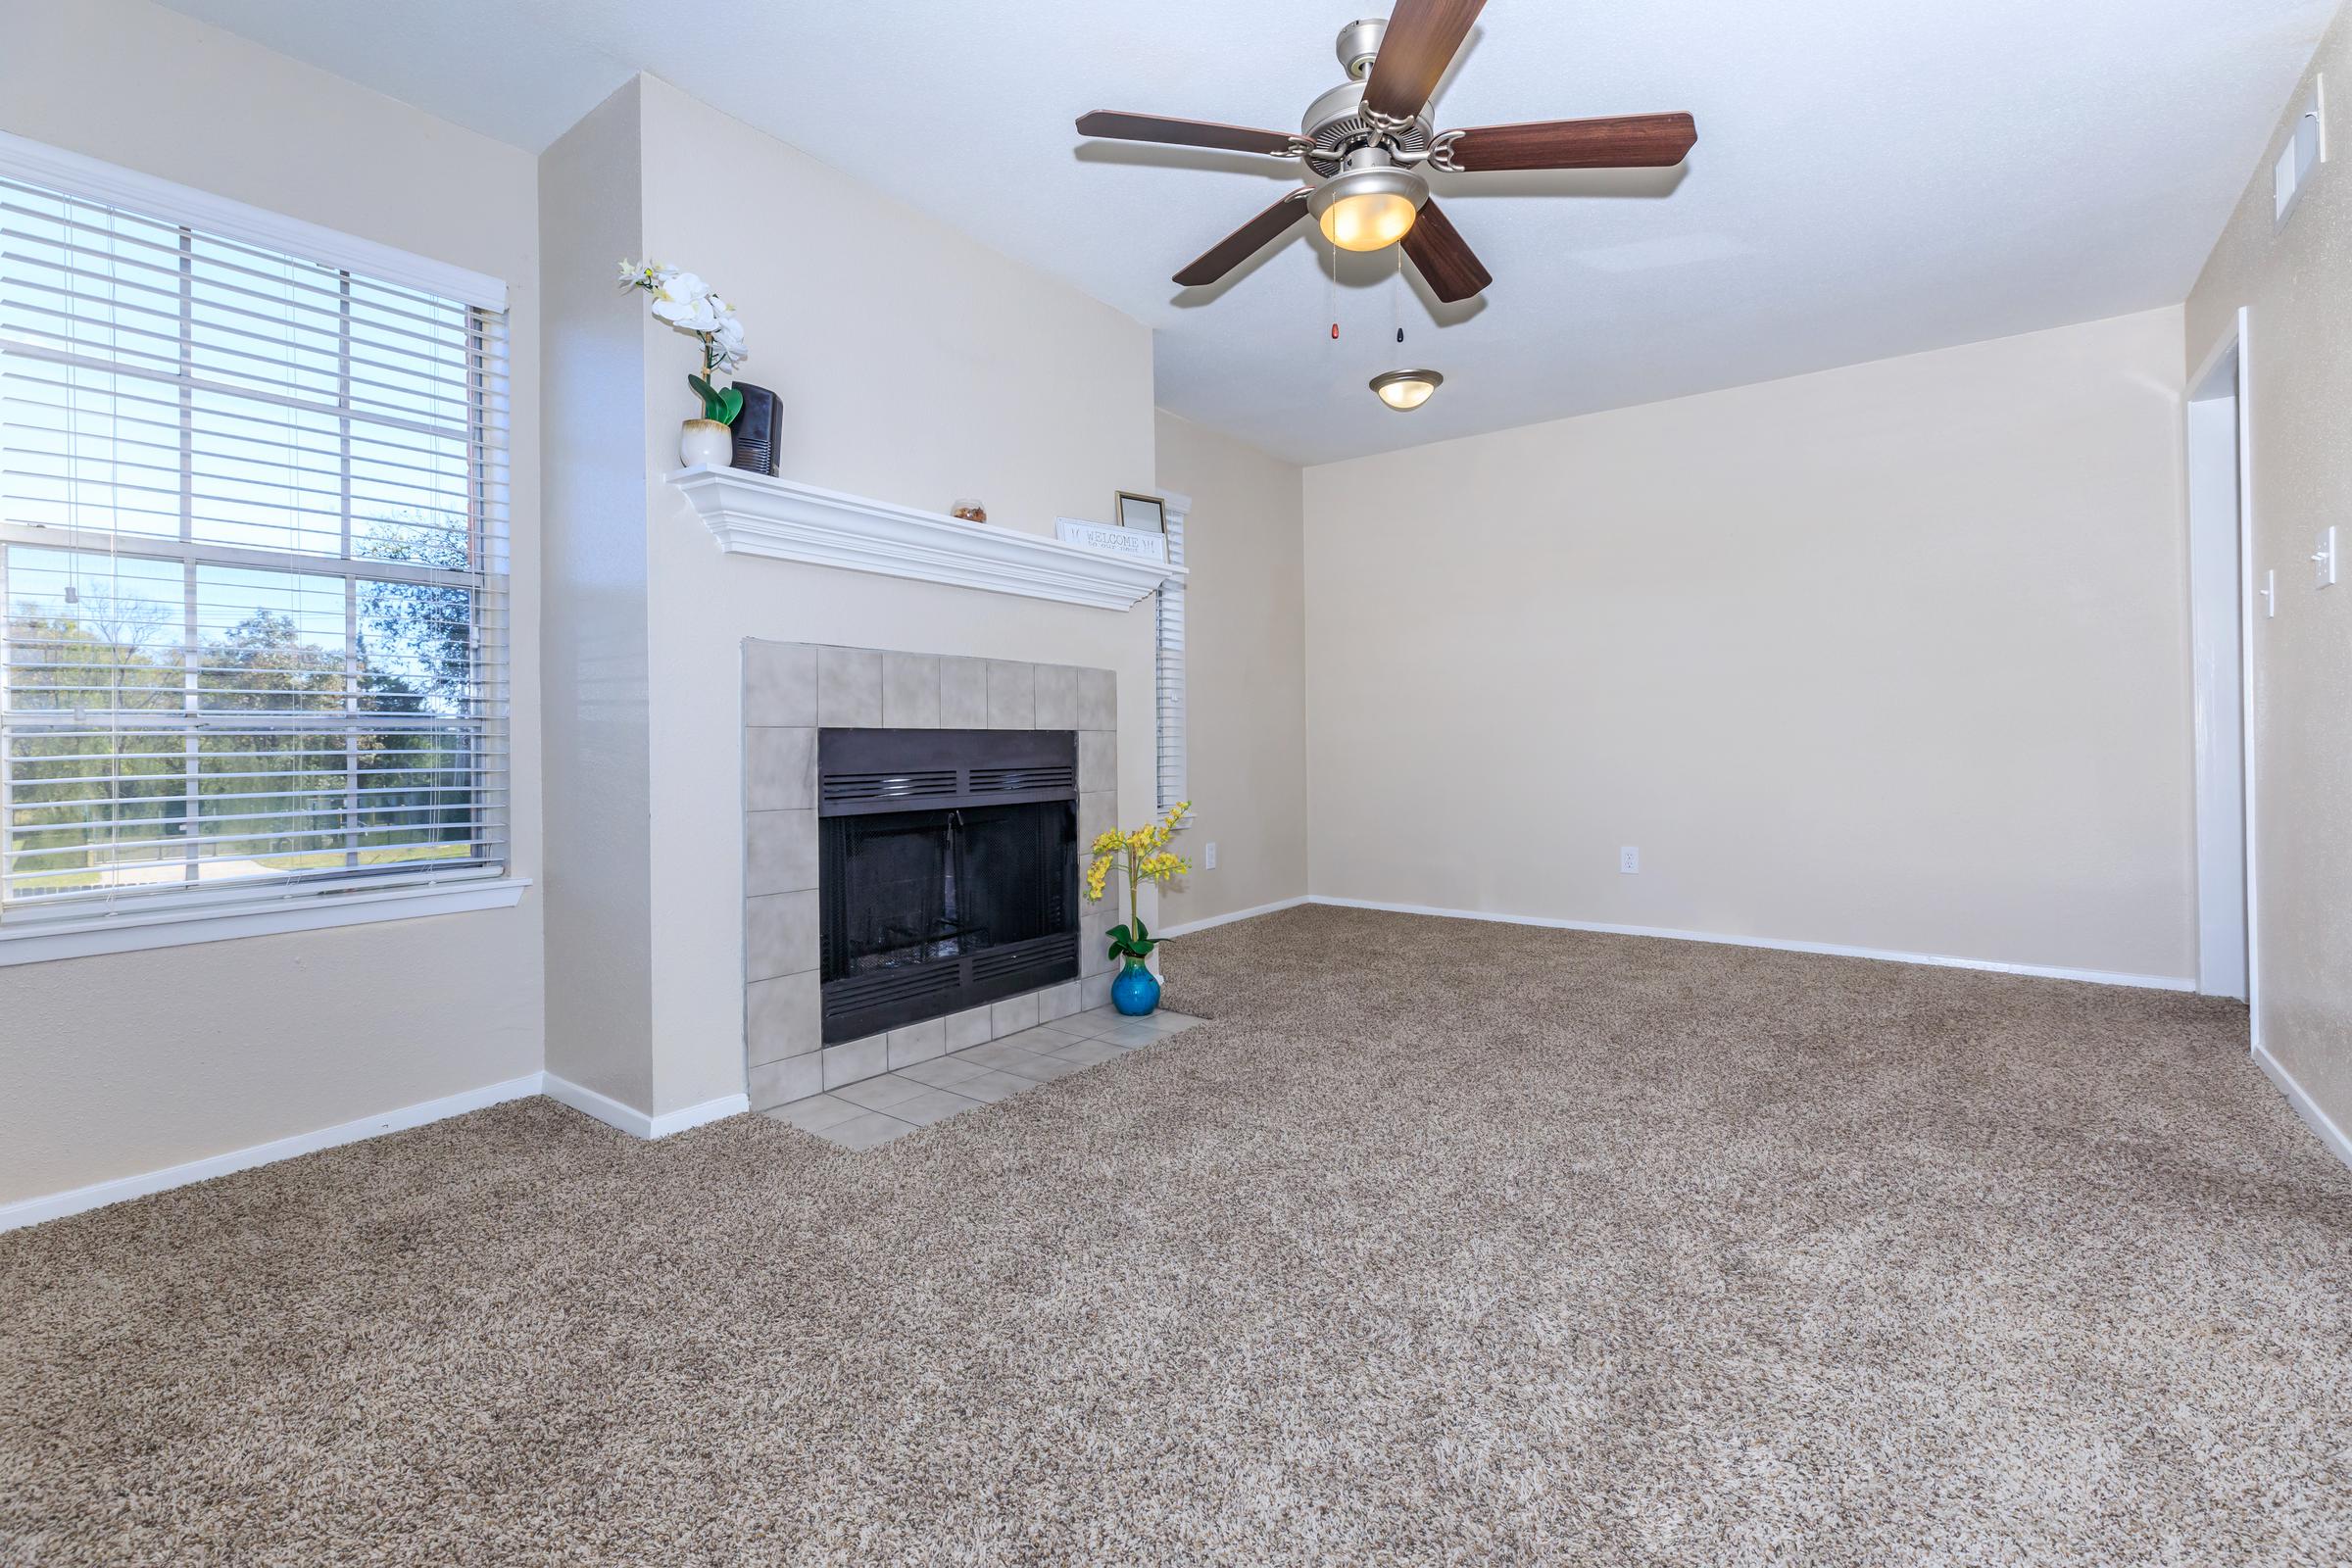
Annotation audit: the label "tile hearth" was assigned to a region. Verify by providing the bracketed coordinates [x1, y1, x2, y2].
[765, 1005, 1202, 1149]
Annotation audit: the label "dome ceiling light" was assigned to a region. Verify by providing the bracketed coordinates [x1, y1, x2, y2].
[1308, 149, 1428, 253]
[1370, 368, 1443, 411]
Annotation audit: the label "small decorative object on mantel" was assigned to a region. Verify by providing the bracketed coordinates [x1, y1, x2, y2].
[950, 499, 989, 523]
[1055, 516, 1168, 564]
[729, 383, 782, 476]
[618, 259, 752, 468]
[1085, 803, 1192, 1016]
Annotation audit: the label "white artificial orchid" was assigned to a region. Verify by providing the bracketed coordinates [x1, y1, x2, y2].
[617, 258, 752, 418]
[649, 291, 717, 333]
[619, 258, 674, 289]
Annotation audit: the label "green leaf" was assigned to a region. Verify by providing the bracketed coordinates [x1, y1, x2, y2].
[1107, 922, 1133, 947]
[717, 386, 744, 425]
[1133, 914, 1150, 944]
[687, 373, 715, 402]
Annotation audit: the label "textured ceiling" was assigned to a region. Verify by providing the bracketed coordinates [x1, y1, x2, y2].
[157, 0, 2336, 465]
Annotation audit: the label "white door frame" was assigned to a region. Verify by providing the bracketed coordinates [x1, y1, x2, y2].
[2185, 308, 2258, 1038]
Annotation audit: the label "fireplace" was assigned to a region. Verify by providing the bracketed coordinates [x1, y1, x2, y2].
[741, 642, 1117, 1109]
[817, 727, 1079, 1044]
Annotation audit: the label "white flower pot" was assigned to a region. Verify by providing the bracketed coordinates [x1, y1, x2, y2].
[679, 417, 733, 469]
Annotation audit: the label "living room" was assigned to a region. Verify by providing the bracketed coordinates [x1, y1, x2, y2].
[3, 0, 2346, 1560]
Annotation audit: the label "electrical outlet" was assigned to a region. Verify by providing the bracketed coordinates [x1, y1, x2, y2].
[1619, 846, 1640, 874]
[1203, 841, 1218, 870]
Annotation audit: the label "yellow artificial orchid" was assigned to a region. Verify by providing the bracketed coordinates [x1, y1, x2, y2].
[1085, 801, 1193, 966]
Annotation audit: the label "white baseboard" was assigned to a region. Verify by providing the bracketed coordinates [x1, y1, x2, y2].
[538, 1071, 657, 1137]
[0, 1072, 544, 1233]
[1303, 896, 2198, 992]
[4, 1072, 753, 1234]
[2254, 1044, 2352, 1171]
[651, 1092, 752, 1138]
[0, 890, 2205, 1234]
[1158, 895, 1310, 939]
[540, 1071, 748, 1139]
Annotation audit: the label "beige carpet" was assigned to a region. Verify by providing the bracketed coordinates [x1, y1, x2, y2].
[4, 906, 2349, 1565]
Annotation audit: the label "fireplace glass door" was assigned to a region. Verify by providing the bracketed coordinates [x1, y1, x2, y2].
[815, 725, 1080, 1044]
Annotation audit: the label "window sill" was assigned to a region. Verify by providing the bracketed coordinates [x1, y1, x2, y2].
[0, 877, 531, 967]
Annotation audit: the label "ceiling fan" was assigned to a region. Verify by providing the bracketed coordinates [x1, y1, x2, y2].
[1075, 0, 1696, 303]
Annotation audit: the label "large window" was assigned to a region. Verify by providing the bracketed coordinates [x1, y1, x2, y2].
[0, 154, 510, 936]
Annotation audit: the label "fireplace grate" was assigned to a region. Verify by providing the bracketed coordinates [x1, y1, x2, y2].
[969, 762, 1077, 794]
[821, 768, 960, 807]
[823, 931, 1077, 1042]
[818, 729, 1080, 818]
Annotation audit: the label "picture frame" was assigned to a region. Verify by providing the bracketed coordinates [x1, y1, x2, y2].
[1115, 491, 1167, 535]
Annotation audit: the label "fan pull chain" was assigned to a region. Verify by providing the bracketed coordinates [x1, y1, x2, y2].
[1326, 236, 1339, 341]
[1392, 245, 1402, 351]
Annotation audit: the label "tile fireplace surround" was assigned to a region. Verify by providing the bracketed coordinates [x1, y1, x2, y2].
[742, 640, 1118, 1111]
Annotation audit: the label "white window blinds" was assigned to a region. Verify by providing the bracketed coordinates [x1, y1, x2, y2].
[1155, 507, 1186, 811]
[0, 163, 511, 927]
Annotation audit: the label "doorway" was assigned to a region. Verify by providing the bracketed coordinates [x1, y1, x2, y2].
[2185, 311, 2255, 1013]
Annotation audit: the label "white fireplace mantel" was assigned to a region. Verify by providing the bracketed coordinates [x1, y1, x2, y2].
[666, 466, 1182, 611]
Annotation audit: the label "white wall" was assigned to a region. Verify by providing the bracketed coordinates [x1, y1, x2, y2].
[533, 77, 1162, 1117]
[0, 0, 547, 1205]
[1303, 310, 2198, 983]
[2187, 17, 2352, 1137]
[1153, 412, 1309, 927]
[0, 9, 2245, 1208]
[635, 77, 1158, 1112]
[539, 81, 656, 1110]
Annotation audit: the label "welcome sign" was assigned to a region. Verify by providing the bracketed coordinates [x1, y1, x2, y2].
[1054, 518, 1168, 564]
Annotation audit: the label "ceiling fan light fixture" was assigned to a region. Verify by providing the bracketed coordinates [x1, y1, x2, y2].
[1371, 368, 1443, 411]
[1310, 149, 1428, 252]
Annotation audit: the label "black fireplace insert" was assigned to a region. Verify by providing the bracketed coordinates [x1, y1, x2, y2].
[817, 728, 1078, 1044]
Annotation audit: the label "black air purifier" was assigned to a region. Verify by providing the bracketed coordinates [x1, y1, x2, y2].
[729, 383, 780, 476]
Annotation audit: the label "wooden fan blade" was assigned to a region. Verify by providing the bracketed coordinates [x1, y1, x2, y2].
[1076, 112, 1299, 157]
[1173, 190, 1313, 287]
[1441, 113, 1697, 172]
[1401, 197, 1491, 303]
[1362, 0, 1487, 122]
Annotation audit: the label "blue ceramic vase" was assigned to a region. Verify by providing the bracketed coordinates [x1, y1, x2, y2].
[1110, 956, 1161, 1016]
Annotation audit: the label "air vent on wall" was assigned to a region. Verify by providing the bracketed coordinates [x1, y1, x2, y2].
[2276, 77, 2327, 229]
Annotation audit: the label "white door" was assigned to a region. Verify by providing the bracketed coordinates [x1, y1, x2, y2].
[2185, 320, 2252, 1003]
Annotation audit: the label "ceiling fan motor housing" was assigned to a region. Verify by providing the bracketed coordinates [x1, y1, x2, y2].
[1301, 79, 1435, 178]
[1309, 145, 1431, 223]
